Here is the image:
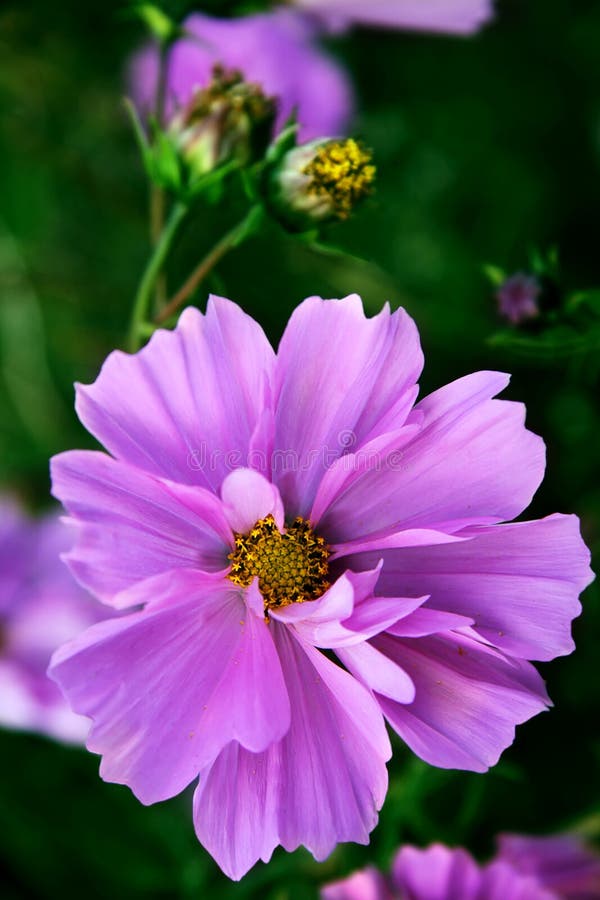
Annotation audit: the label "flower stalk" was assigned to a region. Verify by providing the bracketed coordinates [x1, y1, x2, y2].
[127, 201, 188, 352]
[154, 205, 264, 325]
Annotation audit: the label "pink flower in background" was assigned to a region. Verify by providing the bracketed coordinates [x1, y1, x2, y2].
[322, 833, 600, 898]
[292, 0, 494, 35]
[129, 10, 353, 140]
[0, 500, 108, 743]
[49, 295, 592, 879]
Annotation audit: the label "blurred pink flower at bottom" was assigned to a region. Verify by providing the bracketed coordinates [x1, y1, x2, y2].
[322, 834, 600, 899]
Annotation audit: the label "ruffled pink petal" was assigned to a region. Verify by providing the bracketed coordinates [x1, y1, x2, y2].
[49, 579, 289, 804]
[75, 298, 275, 491]
[273, 296, 423, 517]
[373, 631, 550, 772]
[354, 515, 593, 661]
[321, 867, 391, 900]
[192, 741, 281, 882]
[193, 626, 390, 879]
[51, 450, 232, 605]
[318, 371, 546, 543]
[220, 467, 284, 533]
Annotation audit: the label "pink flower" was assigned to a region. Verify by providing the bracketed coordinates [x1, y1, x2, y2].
[292, 0, 494, 35]
[129, 10, 353, 140]
[0, 500, 108, 743]
[49, 295, 593, 879]
[322, 833, 600, 898]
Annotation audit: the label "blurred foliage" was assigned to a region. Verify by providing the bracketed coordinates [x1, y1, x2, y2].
[0, 0, 599, 897]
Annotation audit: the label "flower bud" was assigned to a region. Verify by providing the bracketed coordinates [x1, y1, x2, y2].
[169, 65, 277, 184]
[496, 273, 541, 325]
[266, 137, 375, 230]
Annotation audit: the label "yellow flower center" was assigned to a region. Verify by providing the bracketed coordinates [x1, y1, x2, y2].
[227, 515, 330, 612]
[303, 138, 376, 220]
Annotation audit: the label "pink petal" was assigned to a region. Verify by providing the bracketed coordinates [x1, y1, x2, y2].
[221, 467, 284, 533]
[75, 298, 275, 491]
[310, 423, 421, 529]
[374, 631, 550, 772]
[359, 515, 593, 660]
[318, 371, 546, 543]
[271, 566, 421, 648]
[387, 608, 474, 638]
[273, 297, 423, 517]
[193, 626, 390, 879]
[51, 450, 232, 604]
[49, 580, 289, 804]
[337, 641, 415, 703]
[330, 527, 470, 561]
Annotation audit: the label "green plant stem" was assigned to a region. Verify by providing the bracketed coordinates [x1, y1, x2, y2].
[128, 201, 188, 352]
[154, 206, 261, 325]
[150, 42, 171, 308]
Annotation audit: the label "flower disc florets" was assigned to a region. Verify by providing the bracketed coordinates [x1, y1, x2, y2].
[303, 138, 375, 219]
[228, 514, 330, 611]
[266, 137, 375, 230]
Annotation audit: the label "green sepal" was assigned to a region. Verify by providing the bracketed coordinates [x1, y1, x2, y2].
[128, 4, 181, 45]
[481, 264, 506, 287]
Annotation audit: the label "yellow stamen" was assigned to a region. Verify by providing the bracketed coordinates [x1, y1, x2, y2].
[227, 515, 330, 612]
[303, 138, 376, 220]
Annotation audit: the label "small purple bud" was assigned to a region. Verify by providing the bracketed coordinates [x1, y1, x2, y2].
[496, 273, 541, 325]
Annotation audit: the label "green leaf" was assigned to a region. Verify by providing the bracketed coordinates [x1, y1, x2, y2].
[151, 129, 182, 191]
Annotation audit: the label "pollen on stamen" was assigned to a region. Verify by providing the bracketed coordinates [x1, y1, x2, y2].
[227, 514, 330, 612]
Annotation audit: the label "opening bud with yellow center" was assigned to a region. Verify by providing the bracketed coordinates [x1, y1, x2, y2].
[266, 137, 375, 231]
[169, 65, 277, 182]
[227, 514, 330, 613]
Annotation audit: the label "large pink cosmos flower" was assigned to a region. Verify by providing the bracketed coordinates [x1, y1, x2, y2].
[49, 295, 593, 879]
[291, 0, 494, 35]
[0, 500, 107, 743]
[322, 833, 600, 898]
[129, 10, 354, 141]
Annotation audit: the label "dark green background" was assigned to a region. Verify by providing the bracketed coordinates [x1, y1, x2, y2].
[0, 0, 599, 896]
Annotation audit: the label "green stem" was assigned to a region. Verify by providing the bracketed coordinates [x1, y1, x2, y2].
[150, 43, 172, 309]
[154, 205, 262, 326]
[128, 202, 188, 352]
